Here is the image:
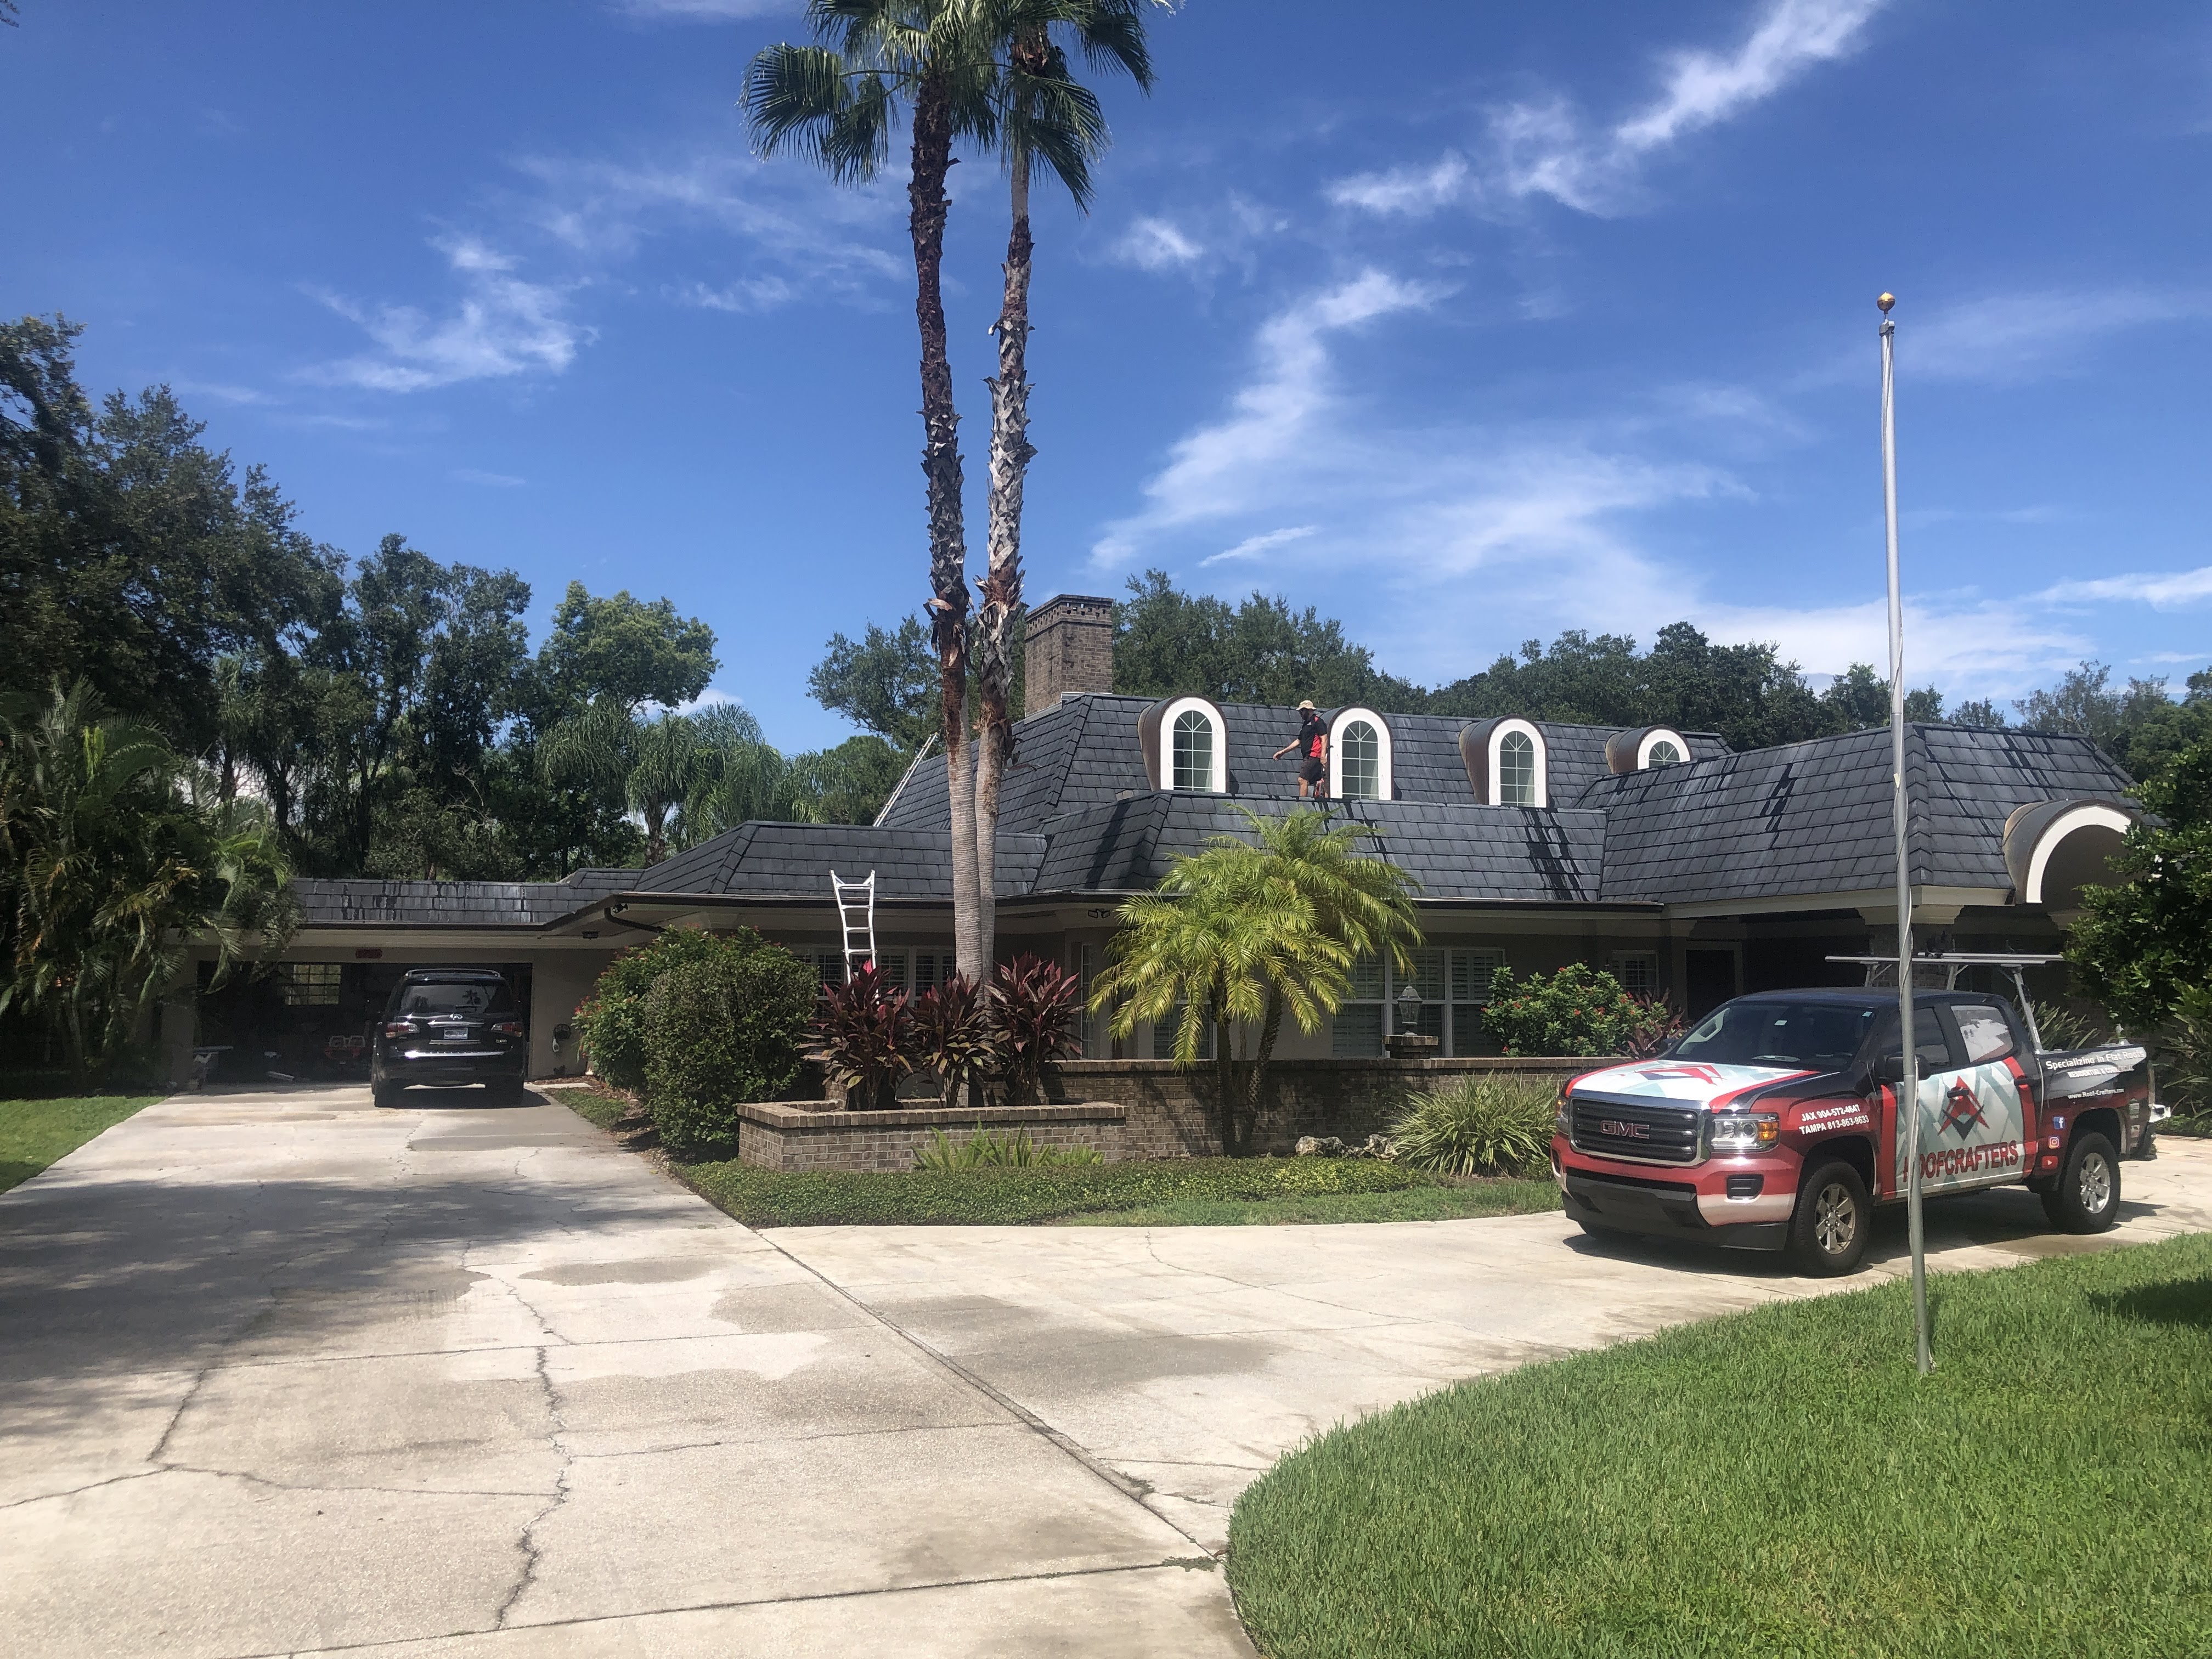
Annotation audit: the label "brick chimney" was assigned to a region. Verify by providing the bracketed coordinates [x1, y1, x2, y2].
[1023, 594, 1115, 718]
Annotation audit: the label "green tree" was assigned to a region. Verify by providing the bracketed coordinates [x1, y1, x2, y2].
[1113, 570, 1425, 709]
[2067, 735, 2212, 1033]
[809, 614, 940, 752]
[0, 680, 296, 1087]
[784, 735, 909, 825]
[747, 0, 1000, 979]
[1091, 808, 1421, 1153]
[534, 582, 718, 716]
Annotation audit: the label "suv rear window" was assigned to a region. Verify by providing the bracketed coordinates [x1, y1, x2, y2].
[1673, 1001, 1878, 1071]
[392, 980, 509, 1017]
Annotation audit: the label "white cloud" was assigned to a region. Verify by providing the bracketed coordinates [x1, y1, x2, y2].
[1201, 526, 1318, 567]
[1330, 0, 1885, 218]
[1906, 288, 2208, 383]
[450, 467, 526, 487]
[311, 236, 585, 393]
[1112, 216, 1204, 272]
[174, 379, 274, 407]
[2036, 565, 2212, 609]
[1092, 270, 1442, 563]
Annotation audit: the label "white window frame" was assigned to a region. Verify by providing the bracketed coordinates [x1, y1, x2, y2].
[1611, 950, 1659, 999]
[1328, 707, 1392, 801]
[1637, 727, 1690, 769]
[1160, 695, 1228, 793]
[1487, 718, 1548, 807]
[1332, 948, 1509, 1057]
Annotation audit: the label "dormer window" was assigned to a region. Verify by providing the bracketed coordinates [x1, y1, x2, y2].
[1140, 695, 1228, 792]
[1603, 725, 1694, 774]
[1458, 717, 1550, 808]
[1329, 707, 1393, 800]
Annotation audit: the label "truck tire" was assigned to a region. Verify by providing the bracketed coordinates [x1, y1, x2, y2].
[1789, 1160, 1872, 1276]
[2041, 1132, 2121, 1234]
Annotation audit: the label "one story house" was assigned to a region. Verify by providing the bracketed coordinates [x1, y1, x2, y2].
[169, 595, 2142, 1085]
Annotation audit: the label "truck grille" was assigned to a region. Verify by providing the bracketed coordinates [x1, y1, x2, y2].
[1570, 1094, 1702, 1165]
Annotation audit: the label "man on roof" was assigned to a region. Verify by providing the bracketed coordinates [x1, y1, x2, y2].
[1273, 701, 1329, 800]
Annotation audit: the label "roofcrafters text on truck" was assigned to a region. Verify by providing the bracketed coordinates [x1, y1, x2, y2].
[1551, 987, 2160, 1276]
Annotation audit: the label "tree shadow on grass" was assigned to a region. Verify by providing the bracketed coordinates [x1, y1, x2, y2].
[2091, 1276, 2212, 1330]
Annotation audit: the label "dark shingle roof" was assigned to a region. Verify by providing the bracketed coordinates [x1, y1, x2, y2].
[641, 822, 1045, 902]
[1584, 724, 2135, 904]
[292, 867, 639, 927]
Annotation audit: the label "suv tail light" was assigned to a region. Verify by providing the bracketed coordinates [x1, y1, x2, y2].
[383, 1021, 413, 1039]
[493, 1020, 523, 1036]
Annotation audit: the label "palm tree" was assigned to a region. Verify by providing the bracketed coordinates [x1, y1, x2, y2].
[746, 1, 1000, 977]
[1090, 808, 1423, 1153]
[1, 680, 296, 1087]
[969, 0, 1164, 974]
[540, 703, 778, 866]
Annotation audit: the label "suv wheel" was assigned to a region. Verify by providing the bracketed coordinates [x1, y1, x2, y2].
[2041, 1132, 2121, 1234]
[371, 1076, 398, 1109]
[1790, 1160, 1872, 1276]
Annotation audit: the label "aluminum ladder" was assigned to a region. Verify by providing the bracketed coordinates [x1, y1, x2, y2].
[831, 870, 877, 983]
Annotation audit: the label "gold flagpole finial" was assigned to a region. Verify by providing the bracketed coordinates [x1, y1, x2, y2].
[1877, 292, 1896, 314]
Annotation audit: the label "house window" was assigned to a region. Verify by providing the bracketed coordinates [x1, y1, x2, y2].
[1333, 955, 1387, 1056]
[1612, 951, 1658, 1000]
[1333, 949, 1507, 1056]
[1172, 710, 1213, 791]
[1153, 1003, 1214, 1060]
[1329, 707, 1393, 801]
[279, 963, 341, 1007]
[1498, 731, 1536, 804]
[1154, 696, 1228, 792]
[1071, 941, 1097, 1057]
[1449, 949, 1505, 1055]
[1646, 740, 1681, 766]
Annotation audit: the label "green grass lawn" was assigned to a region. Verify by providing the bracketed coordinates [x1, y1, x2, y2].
[678, 1154, 1560, 1228]
[1, 1091, 163, 1194]
[1229, 1232, 2212, 1659]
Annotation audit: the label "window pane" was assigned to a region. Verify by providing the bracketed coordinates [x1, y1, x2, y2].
[1499, 731, 1535, 804]
[1340, 719, 1380, 799]
[1348, 955, 1383, 1001]
[1450, 949, 1505, 1003]
[1647, 740, 1681, 766]
[1154, 1003, 1213, 1060]
[1448, 1003, 1493, 1057]
[281, 963, 342, 1007]
[1953, 1005, 2013, 1064]
[1613, 952, 1657, 998]
[1406, 947, 1446, 1003]
[1172, 709, 1214, 790]
[1331, 1005, 1384, 1057]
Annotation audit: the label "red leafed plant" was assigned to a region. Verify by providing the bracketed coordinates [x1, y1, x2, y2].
[805, 965, 911, 1110]
[990, 955, 1085, 1108]
[909, 974, 996, 1111]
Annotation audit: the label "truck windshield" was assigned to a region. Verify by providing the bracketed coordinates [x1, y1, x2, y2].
[1672, 1001, 1876, 1071]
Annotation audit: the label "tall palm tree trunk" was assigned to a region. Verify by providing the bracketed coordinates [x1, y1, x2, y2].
[1241, 987, 1285, 1155]
[908, 70, 982, 978]
[972, 136, 1037, 978]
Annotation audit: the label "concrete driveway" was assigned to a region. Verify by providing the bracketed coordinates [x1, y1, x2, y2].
[4, 1087, 2208, 1655]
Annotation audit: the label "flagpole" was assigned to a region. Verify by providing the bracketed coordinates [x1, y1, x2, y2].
[1880, 291, 1933, 1376]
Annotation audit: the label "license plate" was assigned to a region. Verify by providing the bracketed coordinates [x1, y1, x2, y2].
[442, 1030, 470, 1042]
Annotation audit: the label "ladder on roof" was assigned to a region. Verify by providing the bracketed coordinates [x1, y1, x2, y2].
[832, 870, 877, 983]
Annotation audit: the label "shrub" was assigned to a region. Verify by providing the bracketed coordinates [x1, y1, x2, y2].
[912, 1125, 1103, 1170]
[1390, 1075, 1559, 1176]
[1481, 964, 1680, 1057]
[990, 954, 1084, 1107]
[642, 941, 817, 1159]
[909, 975, 994, 1109]
[574, 927, 744, 1093]
[805, 964, 911, 1110]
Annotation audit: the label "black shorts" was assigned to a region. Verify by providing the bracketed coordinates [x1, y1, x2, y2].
[1299, 757, 1325, 784]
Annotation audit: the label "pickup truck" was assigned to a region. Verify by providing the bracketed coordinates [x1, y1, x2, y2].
[1551, 987, 2158, 1276]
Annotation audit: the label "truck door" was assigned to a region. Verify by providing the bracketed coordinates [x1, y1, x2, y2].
[1895, 1003, 2031, 1195]
[1871, 1007, 1955, 1198]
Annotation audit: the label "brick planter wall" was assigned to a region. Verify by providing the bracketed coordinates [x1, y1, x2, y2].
[1047, 1056, 1610, 1159]
[734, 1099, 1128, 1173]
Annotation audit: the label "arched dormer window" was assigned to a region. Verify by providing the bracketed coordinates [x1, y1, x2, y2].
[1329, 707, 1393, 800]
[1146, 695, 1227, 793]
[1604, 725, 1694, 774]
[1458, 717, 1549, 808]
[2003, 799, 2142, 912]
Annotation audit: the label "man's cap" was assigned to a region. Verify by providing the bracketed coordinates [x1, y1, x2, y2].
[1297, 699, 1316, 710]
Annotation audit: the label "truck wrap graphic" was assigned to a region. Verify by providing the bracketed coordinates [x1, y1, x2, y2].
[1896, 1060, 2025, 1195]
[1571, 1060, 1813, 1109]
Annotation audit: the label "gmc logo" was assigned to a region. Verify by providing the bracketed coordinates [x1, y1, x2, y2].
[1599, 1119, 1649, 1139]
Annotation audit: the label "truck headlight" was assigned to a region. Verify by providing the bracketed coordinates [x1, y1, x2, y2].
[1709, 1113, 1780, 1153]
[1555, 1089, 1572, 1135]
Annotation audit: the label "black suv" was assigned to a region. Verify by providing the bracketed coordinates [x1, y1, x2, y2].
[370, 969, 529, 1106]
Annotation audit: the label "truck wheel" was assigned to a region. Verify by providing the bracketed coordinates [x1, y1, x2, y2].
[1789, 1161, 1872, 1276]
[2041, 1133, 2121, 1234]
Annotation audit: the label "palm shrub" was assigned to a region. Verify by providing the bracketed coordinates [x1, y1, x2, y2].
[991, 953, 1083, 1107]
[641, 940, 817, 1159]
[806, 964, 912, 1110]
[1390, 1076, 1559, 1177]
[910, 974, 994, 1109]
[1482, 964, 1680, 1057]
[573, 927, 741, 1093]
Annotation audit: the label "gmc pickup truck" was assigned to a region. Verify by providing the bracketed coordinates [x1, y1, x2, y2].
[1551, 987, 2158, 1276]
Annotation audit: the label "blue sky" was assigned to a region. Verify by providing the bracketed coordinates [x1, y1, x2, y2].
[7, 0, 2210, 748]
